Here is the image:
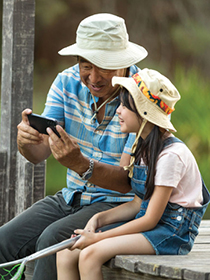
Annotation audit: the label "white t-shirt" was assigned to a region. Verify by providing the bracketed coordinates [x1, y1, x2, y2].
[155, 137, 203, 207]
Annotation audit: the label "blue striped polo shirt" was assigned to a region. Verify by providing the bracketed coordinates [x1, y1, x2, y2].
[42, 63, 139, 205]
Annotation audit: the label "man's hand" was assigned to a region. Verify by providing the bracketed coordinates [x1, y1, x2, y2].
[17, 108, 44, 148]
[47, 126, 89, 174]
[17, 108, 51, 164]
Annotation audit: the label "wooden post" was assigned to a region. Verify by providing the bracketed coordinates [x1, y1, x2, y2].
[0, 0, 45, 226]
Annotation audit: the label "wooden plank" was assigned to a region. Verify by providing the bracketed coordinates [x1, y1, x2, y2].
[194, 235, 210, 243]
[0, 151, 7, 225]
[160, 265, 182, 279]
[183, 269, 210, 280]
[111, 229, 210, 279]
[0, 0, 36, 222]
[25, 261, 34, 280]
[191, 244, 210, 251]
[114, 255, 139, 273]
[16, 152, 34, 215]
[200, 220, 210, 227]
[33, 161, 46, 203]
[102, 265, 166, 280]
[197, 228, 210, 235]
[123, 254, 210, 280]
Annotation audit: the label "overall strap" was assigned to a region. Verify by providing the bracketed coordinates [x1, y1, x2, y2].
[163, 136, 183, 148]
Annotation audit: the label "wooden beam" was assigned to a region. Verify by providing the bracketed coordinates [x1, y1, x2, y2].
[0, 0, 46, 226]
[0, 152, 7, 224]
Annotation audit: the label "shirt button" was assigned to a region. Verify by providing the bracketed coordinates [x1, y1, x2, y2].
[177, 216, 182, 221]
[178, 208, 183, 212]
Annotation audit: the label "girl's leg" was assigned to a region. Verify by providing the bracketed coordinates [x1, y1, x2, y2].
[57, 249, 80, 280]
[79, 233, 155, 280]
[33, 201, 120, 280]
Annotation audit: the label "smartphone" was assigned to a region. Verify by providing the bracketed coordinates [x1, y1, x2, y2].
[28, 113, 61, 138]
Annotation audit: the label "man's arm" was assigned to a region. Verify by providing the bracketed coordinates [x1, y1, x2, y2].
[17, 108, 52, 164]
[47, 125, 132, 193]
[88, 153, 131, 193]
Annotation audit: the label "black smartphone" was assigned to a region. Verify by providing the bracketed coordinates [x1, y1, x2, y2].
[28, 113, 61, 138]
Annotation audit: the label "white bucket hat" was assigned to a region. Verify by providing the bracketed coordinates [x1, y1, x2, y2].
[112, 68, 181, 177]
[58, 13, 148, 69]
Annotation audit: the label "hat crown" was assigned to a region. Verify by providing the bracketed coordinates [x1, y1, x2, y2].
[58, 13, 148, 69]
[138, 69, 180, 111]
[76, 13, 129, 50]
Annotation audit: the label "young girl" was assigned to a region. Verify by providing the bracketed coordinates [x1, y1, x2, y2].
[56, 69, 210, 280]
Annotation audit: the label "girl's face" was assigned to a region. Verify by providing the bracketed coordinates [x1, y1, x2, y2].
[117, 103, 141, 133]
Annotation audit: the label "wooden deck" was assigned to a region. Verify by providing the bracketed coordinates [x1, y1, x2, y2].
[102, 219, 210, 280]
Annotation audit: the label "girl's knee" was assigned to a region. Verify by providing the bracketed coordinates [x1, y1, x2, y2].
[57, 249, 77, 268]
[79, 246, 104, 279]
[79, 247, 91, 267]
[57, 249, 69, 267]
[79, 246, 99, 271]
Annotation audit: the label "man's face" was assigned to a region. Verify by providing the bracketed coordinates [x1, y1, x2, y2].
[79, 58, 126, 101]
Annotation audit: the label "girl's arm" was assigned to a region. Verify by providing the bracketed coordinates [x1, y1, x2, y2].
[74, 185, 173, 249]
[84, 195, 142, 232]
[99, 185, 173, 238]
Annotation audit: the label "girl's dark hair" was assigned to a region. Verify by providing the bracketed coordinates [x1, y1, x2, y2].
[120, 89, 165, 200]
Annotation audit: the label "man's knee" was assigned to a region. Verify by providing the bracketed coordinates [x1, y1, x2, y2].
[36, 225, 60, 251]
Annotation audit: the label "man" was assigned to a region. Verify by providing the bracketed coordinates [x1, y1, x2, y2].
[0, 13, 147, 279]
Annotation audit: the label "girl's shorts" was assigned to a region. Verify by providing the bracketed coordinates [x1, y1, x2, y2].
[136, 201, 203, 255]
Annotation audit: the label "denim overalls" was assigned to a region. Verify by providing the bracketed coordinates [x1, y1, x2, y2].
[131, 137, 210, 255]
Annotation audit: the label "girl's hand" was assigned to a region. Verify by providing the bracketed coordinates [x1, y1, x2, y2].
[70, 229, 100, 250]
[84, 214, 99, 233]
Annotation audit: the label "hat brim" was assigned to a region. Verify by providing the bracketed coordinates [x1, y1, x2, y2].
[112, 76, 176, 132]
[58, 42, 148, 70]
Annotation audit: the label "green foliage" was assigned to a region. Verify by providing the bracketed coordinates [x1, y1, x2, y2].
[35, 0, 69, 26]
[173, 66, 210, 178]
[172, 22, 210, 56]
[172, 66, 210, 218]
[45, 155, 67, 195]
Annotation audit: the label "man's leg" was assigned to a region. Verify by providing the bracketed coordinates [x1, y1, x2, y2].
[0, 192, 71, 279]
[32, 201, 120, 280]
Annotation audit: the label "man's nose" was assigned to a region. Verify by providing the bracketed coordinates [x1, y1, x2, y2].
[88, 66, 102, 84]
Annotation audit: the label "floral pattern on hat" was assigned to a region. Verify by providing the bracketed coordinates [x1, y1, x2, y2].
[133, 73, 174, 115]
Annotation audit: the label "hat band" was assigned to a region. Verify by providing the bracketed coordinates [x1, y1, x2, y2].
[133, 73, 174, 115]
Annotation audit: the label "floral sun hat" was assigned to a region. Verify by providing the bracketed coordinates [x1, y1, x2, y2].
[112, 68, 181, 176]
